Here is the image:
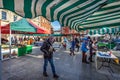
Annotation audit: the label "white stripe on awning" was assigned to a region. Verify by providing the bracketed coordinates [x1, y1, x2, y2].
[64, 0, 102, 26]
[82, 18, 120, 27]
[102, 1, 120, 8]
[36, 0, 45, 16]
[31, 0, 36, 18]
[0, 0, 3, 8]
[92, 7, 120, 16]
[70, 7, 99, 28]
[67, 1, 105, 27]
[83, 15, 120, 24]
[15, 0, 25, 17]
[86, 11, 120, 21]
[46, 0, 61, 21]
[53, 0, 78, 20]
[59, 0, 93, 24]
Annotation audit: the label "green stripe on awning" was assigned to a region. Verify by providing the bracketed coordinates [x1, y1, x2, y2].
[24, 0, 32, 18]
[83, 11, 120, 23]
[34, 0, 39, 17]
[81, 15, 120, 25]
[50, 0, 68, 21]
[41, 0, 53, 18]
[69, 7, 100, 29]
[64, 0, 102, 26]
[79, 1, 120, 30]
[3, 0, 14, 11]
[57, 0, 86, 23]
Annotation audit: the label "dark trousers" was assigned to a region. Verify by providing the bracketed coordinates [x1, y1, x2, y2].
[82, 51, 87, 62]
[43, 58, 56, 75]
[89, 49, 93, 61]
[76, 46, 80, 52]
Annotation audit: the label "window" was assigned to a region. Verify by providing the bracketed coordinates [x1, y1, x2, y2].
[2, 11, 7, 20]
[14, 15, 17, 21]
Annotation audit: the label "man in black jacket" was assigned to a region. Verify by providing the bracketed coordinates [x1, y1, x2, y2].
[75, 37, 80, 52]
[40, 37, 59, 78]
[88, 36, 94, 62]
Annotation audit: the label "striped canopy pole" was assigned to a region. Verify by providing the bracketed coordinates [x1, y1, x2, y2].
[100, 28, 103, 35]
[0, 19, 2, 80]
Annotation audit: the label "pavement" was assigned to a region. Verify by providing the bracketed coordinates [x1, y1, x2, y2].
[2, 43, 120, 80]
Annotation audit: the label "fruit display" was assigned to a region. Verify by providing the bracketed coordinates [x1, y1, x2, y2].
[1, 47, 18, 60]
[3, 54, 10, 60]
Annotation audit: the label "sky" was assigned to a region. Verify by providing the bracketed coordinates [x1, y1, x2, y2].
[51, 21, 61, 31]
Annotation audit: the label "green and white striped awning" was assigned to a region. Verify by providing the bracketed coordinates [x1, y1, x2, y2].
[89, 27, 120, 35]
[0, 0, 107, 30]
[78, 0, 120, 31]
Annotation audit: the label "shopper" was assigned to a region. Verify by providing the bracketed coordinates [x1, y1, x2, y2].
[70, 38, 76, 56]
[81, 37, 89, 64]
[40, 36, 59, 79]
[87, 36, 94, 62]
[75, 37, 80, 52]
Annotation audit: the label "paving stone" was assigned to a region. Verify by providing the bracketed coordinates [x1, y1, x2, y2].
[2, 43, 120, 80]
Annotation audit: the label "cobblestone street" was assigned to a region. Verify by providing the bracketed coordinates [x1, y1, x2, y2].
[2, 45, 120, 80]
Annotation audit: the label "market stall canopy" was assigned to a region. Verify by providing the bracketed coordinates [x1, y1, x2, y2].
[0, 0, 107, 30]
[1, 24, 10, 34]
[1, 18, 49, 34]
[79, 0, 120, 31]
[10, 18, 37, 33]
[89, 27, 120, 35]
[1, 23, 37, 34]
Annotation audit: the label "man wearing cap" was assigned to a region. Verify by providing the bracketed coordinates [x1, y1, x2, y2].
[40, 36, 59, 78]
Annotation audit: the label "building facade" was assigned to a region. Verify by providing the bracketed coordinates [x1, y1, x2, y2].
[0, 9, 22, 25]
[0, 9, 22, 39]
[31, 16, 52, 34]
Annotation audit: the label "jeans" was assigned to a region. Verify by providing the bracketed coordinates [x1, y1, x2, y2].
[43, 58, 56, 74]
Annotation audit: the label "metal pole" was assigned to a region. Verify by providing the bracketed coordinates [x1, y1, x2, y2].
[110, 33, 111, 50]
[9, 26, 12, 58]
[0, 19, 2, 80]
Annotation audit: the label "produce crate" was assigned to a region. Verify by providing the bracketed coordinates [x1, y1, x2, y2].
[18, 46, 26, 56]
[25, 45, 32, 54]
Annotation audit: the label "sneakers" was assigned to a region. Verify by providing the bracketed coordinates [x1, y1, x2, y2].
[53, 74, 59, 79]
[43, 72, 48, 77]
[85, 61, 89, 64]
[90, 60, 94, 62]
[88, 58, 94, 62]
[43, 72, 59, 79]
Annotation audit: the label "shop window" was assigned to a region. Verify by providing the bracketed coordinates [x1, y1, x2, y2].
[2, 11, 7, 20]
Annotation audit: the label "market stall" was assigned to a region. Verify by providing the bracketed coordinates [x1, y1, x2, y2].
[1, 18, 48, 60]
